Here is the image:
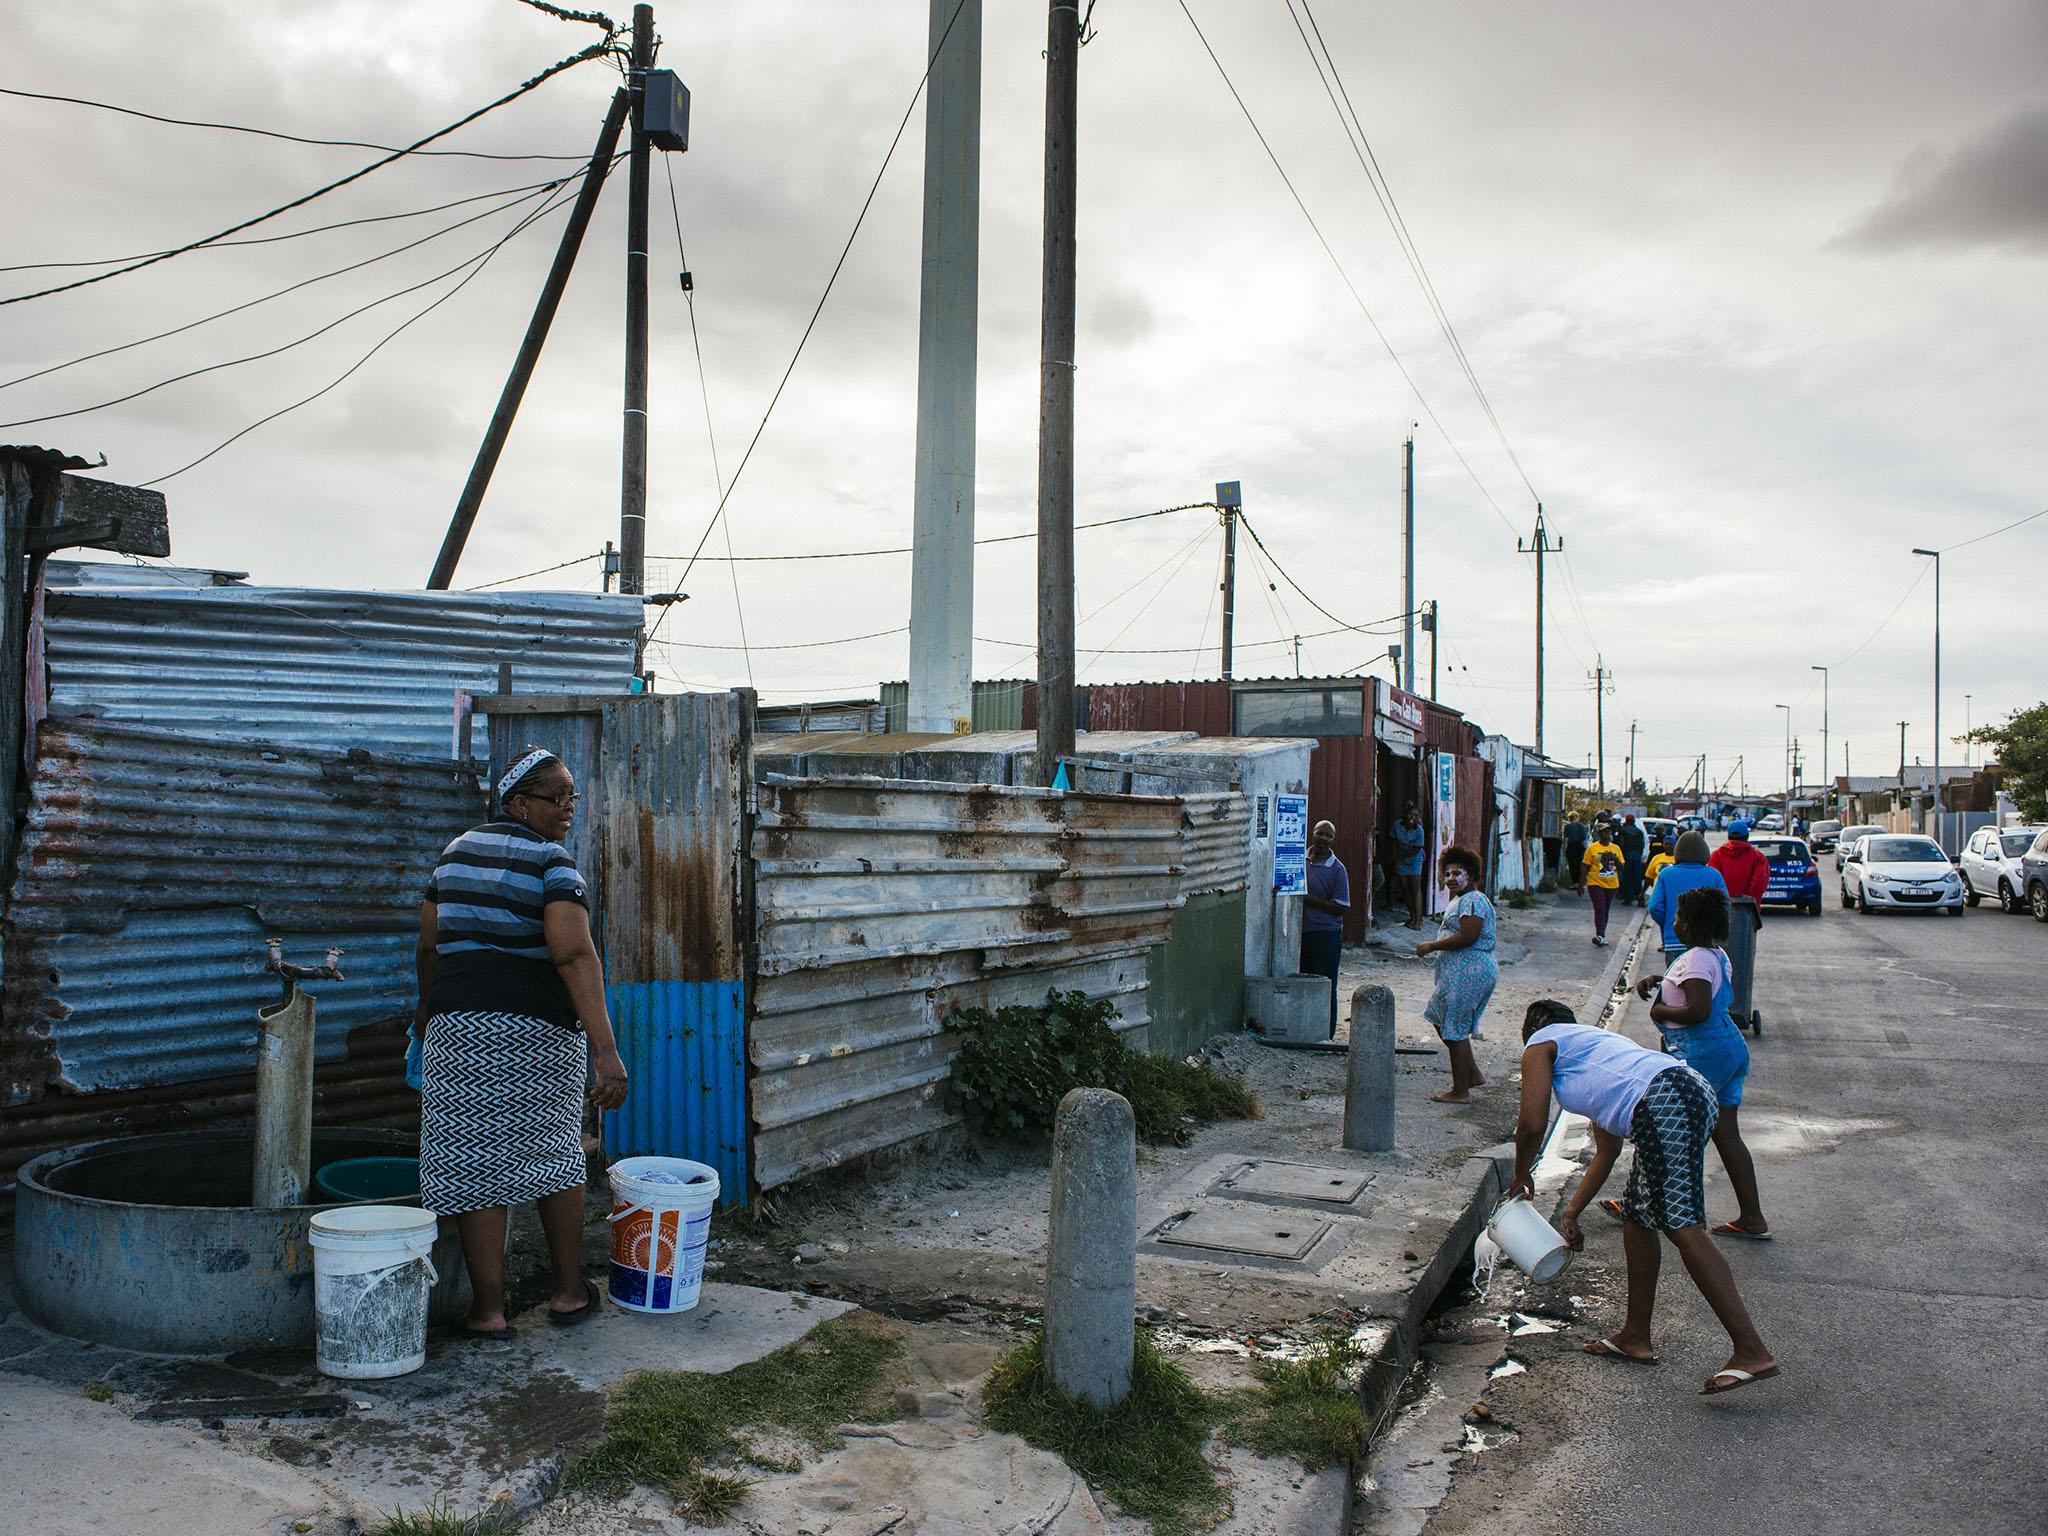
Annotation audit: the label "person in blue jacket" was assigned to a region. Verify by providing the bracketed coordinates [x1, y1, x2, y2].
[1645, 830, 1726, 962]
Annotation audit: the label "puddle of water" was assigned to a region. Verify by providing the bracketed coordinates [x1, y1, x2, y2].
[1738, 1111, 1897, 1158]
[1488, 1357, 1527, 1380]
[1504, 1312, 1560, 1336]
[1460, 1422, 1521, 1453]
[1149, 1320, 1392, 1364]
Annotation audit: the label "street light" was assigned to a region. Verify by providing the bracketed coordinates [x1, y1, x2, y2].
[1776, 703, 1792, 827]
[1811, 665, 1830, 816]
[1912, 547, 1941, 842]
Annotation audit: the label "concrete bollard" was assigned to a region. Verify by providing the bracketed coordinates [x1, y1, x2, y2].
[1343, 984, 1396, 1152]
[1045, 1086, 1137, 1410]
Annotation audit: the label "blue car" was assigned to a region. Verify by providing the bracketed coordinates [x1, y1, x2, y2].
[1753, 836, 1823, 915]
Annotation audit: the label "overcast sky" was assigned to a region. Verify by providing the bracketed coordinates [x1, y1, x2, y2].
[7, 1, 2044, 791]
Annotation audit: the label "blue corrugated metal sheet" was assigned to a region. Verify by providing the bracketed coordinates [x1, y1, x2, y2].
[3, 719, 481, 1099]
[39, 565, 640, 762]
[603, 980, 747, 1201]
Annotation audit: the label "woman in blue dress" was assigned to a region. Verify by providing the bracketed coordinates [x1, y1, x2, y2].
[1634, 886, 1770, 1238]
[1417, 845, 1497, 1103]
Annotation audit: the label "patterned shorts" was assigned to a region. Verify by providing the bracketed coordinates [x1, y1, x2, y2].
[1620, 1066, 1719, 1231]
[419, 1010, 588, 1216]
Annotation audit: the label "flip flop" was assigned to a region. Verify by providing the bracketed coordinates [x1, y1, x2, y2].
[1712, 1222, 1774, 1241]
[548, 1277, 602, 1328]
[1598, 1199, 1626, 1222]
[1585, 1338, 1658, 1365]
[1701, 1364, 1781, 1396]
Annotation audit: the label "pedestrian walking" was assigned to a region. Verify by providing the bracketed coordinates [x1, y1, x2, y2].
[414, 746, 631, 1340]
[1633, 888, 1770, 1237]
[1583, 824, 1623, 945]
[1510, 1000, 1780, 1397]
[1710, 820, 1771, 919]
[1618, 813, 1648, 905]
[1416, 845, 1497, 1103]
[1645, 839, 1675, 891]
[1390, 801, 1429, 929]
[1299, 820, 1348, 1038]
[1563, 811, 1590, 897]
[1646, 831, 1727, 961]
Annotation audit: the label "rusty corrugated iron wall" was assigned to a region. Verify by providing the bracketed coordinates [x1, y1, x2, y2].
[746, 776, 1184, 1193]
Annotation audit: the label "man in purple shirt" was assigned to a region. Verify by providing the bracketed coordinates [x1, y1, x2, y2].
[1301, 820, 1349, 1037]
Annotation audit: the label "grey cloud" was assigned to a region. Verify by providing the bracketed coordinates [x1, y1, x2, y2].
[1841, 103, 2048, 253]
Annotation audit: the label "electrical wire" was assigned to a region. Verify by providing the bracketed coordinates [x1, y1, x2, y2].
[0, 85, 595, 162]
[1234, 510, 1416, 636]
[1939, 505, 2047, 554]
[1174, 0, 1524, 540]
[0, 174, 589, 274]
[646, 502, 1213, 563]
[465, 550, 605, 590]
[651, 625, 907, 652]
[0, 172, 583, 394]
[0, 39, 614, 307]
[1191, 530, 1226, 675]
[664, 153, 750, 686]
[1826, 563, 1930, 669]
[137, 175, 583, 486]
[0, 184, 585, 430]
[642, 0, 971, 653]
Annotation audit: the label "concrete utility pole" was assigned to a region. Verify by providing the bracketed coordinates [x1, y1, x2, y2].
[1217, 480, 1241, 680]
[1898, 720, 1909, 786]
[1033, 0, 1079, 787]
[1913, 547, 1941, 839]
[1519, 505, 1560, 754]
[1588, 655, 1610, 797]
[1401, 434, 1416, 692]
[1423, 599, 1438, 701]
[1627, 718, 1639, 793]
[906, 0, 983, 734]
[1812, 664, 1830, 816]
[1964, 693, 1973, 767]
[619, 3, 655, 615]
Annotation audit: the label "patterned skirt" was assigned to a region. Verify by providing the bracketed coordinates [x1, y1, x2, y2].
[419, 1010, 588, 1216]
[1619, 1065, 1719, 1231]
[1424, 951, 1499, 1043]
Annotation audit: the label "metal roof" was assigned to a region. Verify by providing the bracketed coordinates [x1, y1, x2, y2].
[39, 570, 641, 762]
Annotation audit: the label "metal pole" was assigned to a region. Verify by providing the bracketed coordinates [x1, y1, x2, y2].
[1220, 502, 1237, 681]
[1777, 703, 1791, 828]
[1033, 0, 1079, 787]
[1594, 655, 1605, 797]
[1812, 664, 1829, 815]
[1627, 717, 1638, 794]
[1426, 599, 1439, 701]
[906, 0, 983, 734]
[1401, 434, 1415, 692]
[427, 90, 628, 590]
[619, 4, 655, 613]
[1519, 506, 1558, 754]
[1913, 547, 1940, 838]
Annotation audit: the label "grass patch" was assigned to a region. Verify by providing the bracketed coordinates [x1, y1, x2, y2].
[1502, 888, 1535, 910]
[947, 990, 1261, 1146]
[367, 1505, 521, 1536]
[984, 1330, 1230, 1536]
[1535, 875, 1558, 894]
[1215, 1333, 1370, 1472]
[567, 1318, 905, 1521]
[80, 1380, 116, 1403]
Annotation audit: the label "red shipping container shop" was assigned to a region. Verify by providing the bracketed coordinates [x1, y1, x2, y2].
[1026, 678, 1488, 942]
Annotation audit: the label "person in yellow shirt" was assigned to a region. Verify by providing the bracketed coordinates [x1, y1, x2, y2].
[1583, 826, 1622, 946]
[1645, 840, 1675, 892]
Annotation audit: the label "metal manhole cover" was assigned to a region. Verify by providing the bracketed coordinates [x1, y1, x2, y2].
[1213, 1160, 1370, 1207]
[1151, 1203, 1332, 1261]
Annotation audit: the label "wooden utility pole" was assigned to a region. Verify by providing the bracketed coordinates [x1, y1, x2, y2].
[620, 3, 655, 617]
[1423, 599, 1438, 701]
[1518, 504, 1560, 754]
[1627, 718, 1639, 793]
[427, 90, 629, 589]
[1217, 480, 1240, 680]
[1589, 655, 1610, 797]
[1033, 0, 1079, 786]
[1401, 434, 1416, 692]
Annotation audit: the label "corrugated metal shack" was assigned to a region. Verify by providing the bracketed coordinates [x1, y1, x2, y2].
[1, 561, 641, 1194]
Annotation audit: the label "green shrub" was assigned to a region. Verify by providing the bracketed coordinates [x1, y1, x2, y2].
[946, 991, 1260, 1146]
[1502, 888, 1535, 909]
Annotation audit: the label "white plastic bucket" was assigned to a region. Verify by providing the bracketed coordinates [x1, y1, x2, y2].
[1486, 1197, 1572, 1284]
[309, 1204, 440, 1379]
[606, 1157, 719, 1315]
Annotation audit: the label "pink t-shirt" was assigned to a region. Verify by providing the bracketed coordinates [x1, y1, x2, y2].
[1660, 946, 1729, 1009]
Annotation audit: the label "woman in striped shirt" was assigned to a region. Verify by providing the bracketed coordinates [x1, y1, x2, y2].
[414, 746, 629, 1339]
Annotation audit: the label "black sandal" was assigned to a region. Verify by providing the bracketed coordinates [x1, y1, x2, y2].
[548, 1277, 602, 1327]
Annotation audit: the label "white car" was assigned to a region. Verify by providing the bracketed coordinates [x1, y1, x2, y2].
[1756, 813, 1785, 832]
[1960, 825, 2045, 915]
[1834, 824, 1883, 866]
[1839, 833, 1965, 914]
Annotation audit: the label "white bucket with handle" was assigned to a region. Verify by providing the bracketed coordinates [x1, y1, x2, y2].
[606, 1157, 719, 1314]
[309, 1204, 439, 1379]
[1486, 1197, 1572, 1284]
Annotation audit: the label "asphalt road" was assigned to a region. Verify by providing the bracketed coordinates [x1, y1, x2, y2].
[1410, 884, 2048, 1536]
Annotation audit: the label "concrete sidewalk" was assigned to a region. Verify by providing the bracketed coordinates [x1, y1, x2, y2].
[0, 887, 1646, 1536]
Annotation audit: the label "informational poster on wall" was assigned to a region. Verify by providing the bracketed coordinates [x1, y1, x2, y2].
[1429, 750, 1458, 913]
[1273, 792, 1308, 894]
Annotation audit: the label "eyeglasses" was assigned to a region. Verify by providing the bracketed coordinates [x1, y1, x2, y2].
[518, 790, 579, 808]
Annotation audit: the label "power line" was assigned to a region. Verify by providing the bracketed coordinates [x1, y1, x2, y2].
[1235, 509, 1415, 636]
[137, 175, 582, 486]
[652, 625, 907, 652]
[465, 550, 605, 590]
[0, 172, 583, 395]
[1939, 504, 2047, 554]
[643, 0, 972, 652]
[646, 502, 1213, 564]
[1173, 0, 1524, 539]
[0, 85, 594, 162]
[0, 174, 585, 274]
[1827, 563, 1930, 669]
[0, 39, 615, 307]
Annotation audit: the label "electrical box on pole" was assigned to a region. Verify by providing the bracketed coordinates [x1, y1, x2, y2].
[642, 68, 690, 150]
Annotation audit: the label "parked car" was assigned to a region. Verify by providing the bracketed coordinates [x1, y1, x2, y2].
[1839, 833, 1965, 914]
[1960, 825, 2045, 914]
[1807, 819, 1844, 853]
[2023, 828, 2048, 924]
[1678, 815, 1709, 832]
[1640, 816, 1679, 850]
[1756, 813, 1785, 832]
[1834, 824, 1883, 865]
[1752, 836, 1823, 914]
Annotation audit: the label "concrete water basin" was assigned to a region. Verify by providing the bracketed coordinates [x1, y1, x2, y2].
[13, 1127, 467, 1355]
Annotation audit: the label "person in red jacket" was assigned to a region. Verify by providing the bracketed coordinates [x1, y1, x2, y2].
[1709, 821, 1771, 909]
